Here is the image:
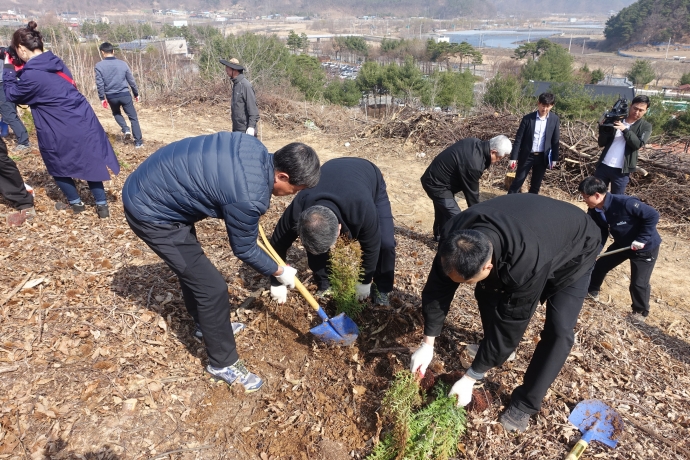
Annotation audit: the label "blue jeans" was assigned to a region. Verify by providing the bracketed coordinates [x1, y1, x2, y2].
[0, 82, 30, 146]
[107, 94, 142, 144]
[594, 163, 630, 195]
[54, 176, 107, 205]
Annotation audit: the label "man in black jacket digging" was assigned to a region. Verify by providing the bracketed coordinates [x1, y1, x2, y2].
[420, 135, 512, 241]
[409, 194, 601, 432]
[270, 157, 395, 306]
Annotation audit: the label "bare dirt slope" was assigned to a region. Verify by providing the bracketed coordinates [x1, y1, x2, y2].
[1, 103, 689, 460]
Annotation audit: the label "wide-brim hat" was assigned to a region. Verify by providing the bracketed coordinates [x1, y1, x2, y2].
[220, 58, 244, 71]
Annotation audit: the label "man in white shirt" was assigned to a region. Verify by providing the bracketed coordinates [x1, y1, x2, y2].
[594, 95, 652, 195]
[507, 93, 560, 194]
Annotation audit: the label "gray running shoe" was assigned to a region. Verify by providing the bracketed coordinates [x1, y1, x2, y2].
[206, 360, 263, 392]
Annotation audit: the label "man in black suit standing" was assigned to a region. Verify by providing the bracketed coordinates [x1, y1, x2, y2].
[507, 92, 560, 195]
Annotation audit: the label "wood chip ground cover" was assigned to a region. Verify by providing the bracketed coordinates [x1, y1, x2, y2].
[0, 102, 689, 459]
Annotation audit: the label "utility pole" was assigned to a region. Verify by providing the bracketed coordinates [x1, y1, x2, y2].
[582, 38, 586, 55]
[665, 36, 672, 60]
[568, 34, 573, 53]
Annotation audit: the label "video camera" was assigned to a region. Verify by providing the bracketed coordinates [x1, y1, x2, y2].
[0, 46, 23, 66]
[601, 98, 629, 127]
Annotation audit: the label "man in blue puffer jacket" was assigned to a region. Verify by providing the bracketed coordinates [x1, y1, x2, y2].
[122, 132, 320, 392]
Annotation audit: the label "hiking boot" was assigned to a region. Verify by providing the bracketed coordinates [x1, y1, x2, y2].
[96, 204, 110, 219]
[5, 207, 36, 226]
[587, 291, 600, 301]
[315, 287, 333, 299]
[499, 404, 531, 432]
[372, 290, 391, 306]
[194, 322, 245, 340]
[124, 131, 132, 140]
[466, 343, 515, 362]
[206, 360, 263, 392]
[13, 144, 31, 153]
[55, 201, 86, 214]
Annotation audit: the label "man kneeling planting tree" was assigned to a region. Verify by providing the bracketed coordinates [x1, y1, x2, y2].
[410, 194, 601, 431]
[270, 157, 396, 306]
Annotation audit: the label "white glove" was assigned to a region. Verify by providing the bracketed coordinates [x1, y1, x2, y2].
[135, 95, 141, 102]
[508, 160, 517, 170]
[274, 265, 297, 288]
[550, 161, 558, 169]
[409, 342, 434, 376]
[355, 283, 371, 301]
[449, 375, 476, 407]
[631, 240, 645, 251]
[270, 285, 287, 303]
[246, 127, 255, 136]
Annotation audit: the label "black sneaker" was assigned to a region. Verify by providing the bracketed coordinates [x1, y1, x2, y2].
[96, 204, 110, 219]
[56, 202, 86, 214]
[499, 404, 531, 432]
[372, 290, 391, 306]
[587, 291, 600, 301]
[124, 131, 132, 140]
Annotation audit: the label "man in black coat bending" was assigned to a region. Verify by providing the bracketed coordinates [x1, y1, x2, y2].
[420, 135, 512, 241]
[270, 157, 395, 306]
[409, 194, 601, 432]
[508, 92, 560, 194]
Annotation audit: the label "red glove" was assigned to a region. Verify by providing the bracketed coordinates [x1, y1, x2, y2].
[134, 95, 140, 102]
[101, 100, 108, 109]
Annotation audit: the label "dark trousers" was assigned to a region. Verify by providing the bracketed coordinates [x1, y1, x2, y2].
[508, 153, 547, 195]
[425, 190, 461, 240]
[588, 242, 658, 316]
[0, 82, 29, 146]
[476, 266, 592, 414]
[310, 183, 396, 293]
[54, 177, 107, 205]
[108, 94, 142, 143]
[0, 138, 33, 210]
[124, 209, 239, 368]
[594, 163, 630, 195]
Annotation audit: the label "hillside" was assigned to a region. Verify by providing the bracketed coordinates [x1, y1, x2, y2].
[2, 0, 634, 19]
[0, 97, 689, 459]
[604, 0, 690, 48]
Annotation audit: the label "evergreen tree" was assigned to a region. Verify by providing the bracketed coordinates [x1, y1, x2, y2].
[521, 44, 574, 82]
[627, 59, 655, 87]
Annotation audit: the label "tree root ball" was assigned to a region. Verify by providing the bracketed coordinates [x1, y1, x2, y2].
[419, 369, 436, 391]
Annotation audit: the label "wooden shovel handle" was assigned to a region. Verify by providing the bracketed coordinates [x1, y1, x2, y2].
[257, 226, 322, 312]
[564, 439, 588, 460]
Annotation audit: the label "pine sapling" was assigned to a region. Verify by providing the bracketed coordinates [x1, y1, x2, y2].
[328, 238, 364, 317]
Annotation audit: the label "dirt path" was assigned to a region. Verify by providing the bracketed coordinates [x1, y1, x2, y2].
[1, 102, 689, 459]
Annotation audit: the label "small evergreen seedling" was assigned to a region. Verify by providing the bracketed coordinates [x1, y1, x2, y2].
[368, 371, 467, 460]
[328, 238, 364, 317]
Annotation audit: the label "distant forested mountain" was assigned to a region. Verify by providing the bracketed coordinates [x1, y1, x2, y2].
[603, 0, 690, 47]
[3, 0, 635, 19]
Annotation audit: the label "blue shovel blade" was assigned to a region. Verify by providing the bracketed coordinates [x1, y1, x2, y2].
[310, 312, 359, 346]
[568, 399, 624, 449]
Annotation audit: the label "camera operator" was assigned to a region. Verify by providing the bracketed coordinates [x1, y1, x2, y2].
[594, 95, 651, 195]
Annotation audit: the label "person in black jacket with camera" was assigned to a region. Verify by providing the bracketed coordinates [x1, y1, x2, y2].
[579, 176, 661, 320]
[594, 95, 652, 195]
[409, 194, 601, 432]
[420, 135, 512, 241]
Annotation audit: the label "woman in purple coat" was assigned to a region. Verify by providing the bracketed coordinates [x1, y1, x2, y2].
[3, 22, 120, 218]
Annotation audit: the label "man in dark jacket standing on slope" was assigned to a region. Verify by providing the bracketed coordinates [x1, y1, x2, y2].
[409, 194, 601, 432]
[421, 135, 512, 241]
[221, 58, 259, 136]
[579, 176, 661, 320]
[594, 95, 652, 195]
[270, 157, 395, 306]
[123, 132, 320, 393]
[95, 42, 144, 148]
[508, 92, 560, 195]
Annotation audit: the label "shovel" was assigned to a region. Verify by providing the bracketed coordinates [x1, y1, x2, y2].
[596, 247, 630, 259]
[257, 226, 359, 346]
[565, 399, 624, 460]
